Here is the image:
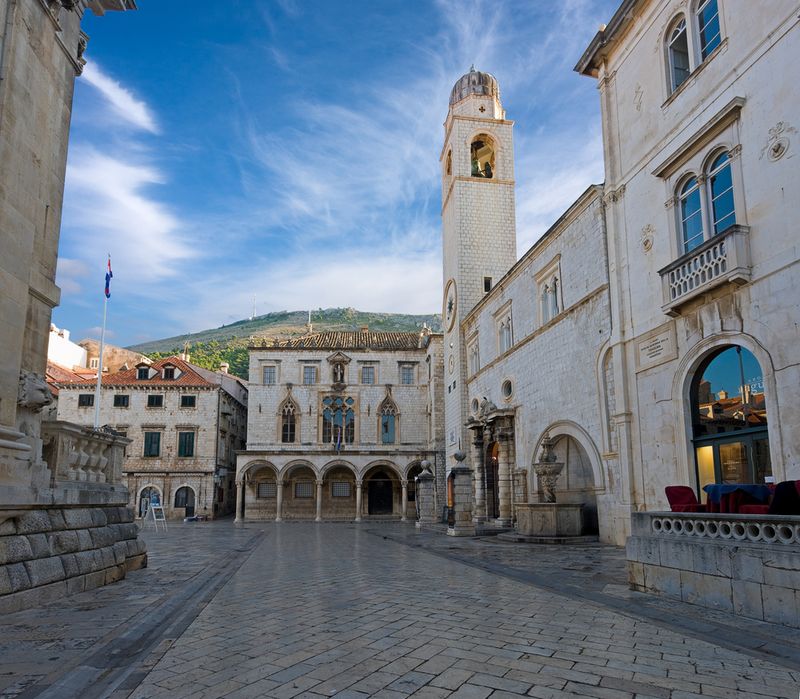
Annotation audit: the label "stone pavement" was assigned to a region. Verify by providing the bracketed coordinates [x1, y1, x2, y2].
[0, 521, 797, 699]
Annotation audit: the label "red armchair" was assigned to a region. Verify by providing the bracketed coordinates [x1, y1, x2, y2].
[665, 486, 707, 513]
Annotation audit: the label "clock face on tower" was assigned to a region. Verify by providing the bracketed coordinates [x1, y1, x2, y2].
[443, 279, 457, 332]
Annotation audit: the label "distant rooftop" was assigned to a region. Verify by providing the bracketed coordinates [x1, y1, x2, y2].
[250, 330, 425, 351]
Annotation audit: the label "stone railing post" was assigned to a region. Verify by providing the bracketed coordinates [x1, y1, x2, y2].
[448, 450, 475, 537]
[415, 462, 436, 527]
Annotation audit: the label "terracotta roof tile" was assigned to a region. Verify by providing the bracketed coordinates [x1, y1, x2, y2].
[56, 356, 219, 388]
[250, 331, 423, 351]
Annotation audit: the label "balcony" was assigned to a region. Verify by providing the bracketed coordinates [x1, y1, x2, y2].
[659, 225, 751, 316]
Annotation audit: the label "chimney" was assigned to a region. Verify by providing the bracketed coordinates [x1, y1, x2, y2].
[360, 325, 369, 332]
[219, 362, 229, 373]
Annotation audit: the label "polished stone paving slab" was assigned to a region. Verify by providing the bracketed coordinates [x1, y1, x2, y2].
[0, 521, 798, 698]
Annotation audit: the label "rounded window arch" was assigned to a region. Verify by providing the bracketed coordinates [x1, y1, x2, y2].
[174, 485, 196, 516]
[470, 134, 495, 178]
[677, 174, 703, 253]
[706, 149, 735, 234]
[445, 149, 452, 176]
[666, 16, 690, 92]
[690, 345, 770, 489]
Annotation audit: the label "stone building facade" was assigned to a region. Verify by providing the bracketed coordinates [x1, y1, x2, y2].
[576, 0, 800, 535]
[235, 329, 445, 521]
[443, 0, 799, 545]
[0, 0, 144, 613]
[57, 357, 247, 520]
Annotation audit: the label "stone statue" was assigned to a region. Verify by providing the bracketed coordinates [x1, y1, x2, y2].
[533, 432, 563, 503]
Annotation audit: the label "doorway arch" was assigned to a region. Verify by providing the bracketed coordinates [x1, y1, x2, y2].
[174, 486, 196, 517]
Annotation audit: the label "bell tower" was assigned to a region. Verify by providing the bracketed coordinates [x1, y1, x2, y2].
[440, 67, 517, 468]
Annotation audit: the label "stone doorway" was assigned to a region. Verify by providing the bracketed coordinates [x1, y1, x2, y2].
[367, 473, 393, 515]
[485, 442, 500, 519]
[174, 486, 196, 517]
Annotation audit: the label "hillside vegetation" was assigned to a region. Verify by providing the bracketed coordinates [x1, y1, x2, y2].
[132, 308, 441, 380]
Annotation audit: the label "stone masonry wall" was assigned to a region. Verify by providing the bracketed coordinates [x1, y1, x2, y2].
[0, 506, 147, 614]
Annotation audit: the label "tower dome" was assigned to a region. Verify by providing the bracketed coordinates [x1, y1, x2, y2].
[449, 66, 500, 105]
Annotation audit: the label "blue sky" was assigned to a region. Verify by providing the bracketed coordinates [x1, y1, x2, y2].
[52, 0, 618, 347]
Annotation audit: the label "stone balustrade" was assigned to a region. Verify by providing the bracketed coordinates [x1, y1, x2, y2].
[627, 511, 800, 628]
[659, 225, 751, 316]
[36, 421, 131, 508]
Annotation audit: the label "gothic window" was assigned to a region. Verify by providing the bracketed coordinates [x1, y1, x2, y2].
[321, 395, 355, 445]
[676, 149, 736, 255]
[470, 134, 495, 178]
[691, 345, 770, 491]
[281, 401, 297, 443]
[379, 399, 398, 444]
[468, 339, 480, 375]
[498, 315, 513, 353]
[696, 0, 721, 59]
[667, 18, 690, 93]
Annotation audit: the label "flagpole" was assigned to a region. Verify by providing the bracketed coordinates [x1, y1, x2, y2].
[93, 293, 108, 430]
[93, 254, 112, 430]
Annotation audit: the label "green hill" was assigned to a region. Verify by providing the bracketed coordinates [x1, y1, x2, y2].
[129, 308, 442, 380]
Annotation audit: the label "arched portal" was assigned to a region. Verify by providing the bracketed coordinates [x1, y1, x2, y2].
[138, 485, 161, 518]
[245, 462, 279, 520]
[691, 344, 771, 490]
[363, 465, 400, 516]
[174, 486, 196, 517]
[550, 435, 598, 534]
[321, 463, 357, 520]
[282, 464, 317, 520]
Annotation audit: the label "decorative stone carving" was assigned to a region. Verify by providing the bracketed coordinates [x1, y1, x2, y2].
[761, 122, 795, 162]
[533, 432, 564, 503]
[17, 371, 53, 412]
[641, 224, 654, 253]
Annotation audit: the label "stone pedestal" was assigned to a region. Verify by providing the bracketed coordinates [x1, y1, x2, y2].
[415, 468, 436, 527]
[515, 503, 584, 538]
[447, 465, 475, 537]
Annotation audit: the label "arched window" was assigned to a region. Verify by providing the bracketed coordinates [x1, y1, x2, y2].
[691, 345, 770, 490]
[676, 150, 736, 255]
[379, 399, 397, 444]
[696, 0, 721, 60]
[322, 395, 355, 445]
[679, 176, 703, 253]
[281, 401, 296, 443]
[445, 150, 452, 176]
[667, 18, 690, 92]
[470, 135, 495, 178]
[708, 151, 735, 234]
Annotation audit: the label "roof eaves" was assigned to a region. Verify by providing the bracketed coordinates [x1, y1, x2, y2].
[574, 0, 642, 77]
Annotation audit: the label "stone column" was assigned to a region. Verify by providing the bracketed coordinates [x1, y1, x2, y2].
[315, 480, 323, 522]
[275, 479, 283, 522]
[401, 479, 408, 521]
[355, 480, 363, 522]
[470, 426, 485, 523]
[497, 428, 512, 526]
[234, 480, 244, 523]
[447, 465, 475, 536]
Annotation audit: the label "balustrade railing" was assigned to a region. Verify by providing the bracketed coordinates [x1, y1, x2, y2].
[642, 512, 800, 546]
[41, 421, 128, 486]
[659, 225, 751, 315]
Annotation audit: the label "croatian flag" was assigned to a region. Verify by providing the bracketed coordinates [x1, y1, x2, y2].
[104, 257, 113, 298]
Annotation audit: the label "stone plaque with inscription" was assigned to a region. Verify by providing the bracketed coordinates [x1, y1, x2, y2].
[636, 323, 678, 372]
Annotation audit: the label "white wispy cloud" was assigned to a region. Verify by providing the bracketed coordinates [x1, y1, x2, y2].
[82, 61, 159, 134]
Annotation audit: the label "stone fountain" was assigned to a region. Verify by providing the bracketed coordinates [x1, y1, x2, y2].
[512, 432, 585, 542]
